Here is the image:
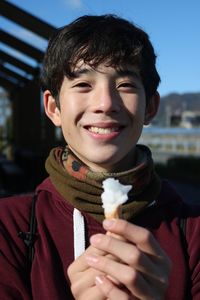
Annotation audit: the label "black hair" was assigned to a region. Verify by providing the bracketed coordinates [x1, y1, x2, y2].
[40, 14, 160, 104]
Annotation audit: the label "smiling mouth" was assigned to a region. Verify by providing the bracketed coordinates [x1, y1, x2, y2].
[87, 126, 120, 134]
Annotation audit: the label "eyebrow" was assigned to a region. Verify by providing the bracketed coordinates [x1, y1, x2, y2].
[72, 68, 93, 78]
[116, 69, 140, 79]
[72, 68, 140, 79]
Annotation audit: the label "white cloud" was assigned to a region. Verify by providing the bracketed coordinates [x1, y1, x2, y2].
[64, 0, 83, 9]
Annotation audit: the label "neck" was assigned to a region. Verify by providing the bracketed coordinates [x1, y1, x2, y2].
[45, 144, 161, 223]
[68, 146, 137, 173]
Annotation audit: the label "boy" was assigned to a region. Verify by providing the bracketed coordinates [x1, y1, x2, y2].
[0, 15, 200, 300]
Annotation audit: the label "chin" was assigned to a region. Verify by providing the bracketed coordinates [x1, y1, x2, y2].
[89, 151, 119, 163]
[73, 146, 127, 170]
[86, 155, 122, 172]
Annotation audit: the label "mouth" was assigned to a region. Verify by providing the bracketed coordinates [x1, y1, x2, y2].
[87, 126, 120, 134]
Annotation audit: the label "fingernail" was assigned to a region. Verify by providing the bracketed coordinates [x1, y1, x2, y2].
[103, 219, 116, 229]
[90, 234, 102, 245]
[95, 275, 104, 285]
[85, 255, 99, 265]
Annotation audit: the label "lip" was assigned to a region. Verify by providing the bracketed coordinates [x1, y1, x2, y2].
[84, 122, 125, 140]
[84, 121, 125, 129]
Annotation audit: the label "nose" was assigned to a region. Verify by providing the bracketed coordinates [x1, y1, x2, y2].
[92, 85, 121, 114]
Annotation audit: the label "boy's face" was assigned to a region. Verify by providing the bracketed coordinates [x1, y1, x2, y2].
[44, 63, 159, 172]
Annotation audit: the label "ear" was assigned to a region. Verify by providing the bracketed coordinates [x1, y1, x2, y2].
[43, 90, 61, 126]
[144, 92, 160, 125]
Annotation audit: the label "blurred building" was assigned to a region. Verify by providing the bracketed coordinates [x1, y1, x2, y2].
[180, 111, 200, 128]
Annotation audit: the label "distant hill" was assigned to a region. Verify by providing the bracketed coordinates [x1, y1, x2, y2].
[153, 92, 200, 126]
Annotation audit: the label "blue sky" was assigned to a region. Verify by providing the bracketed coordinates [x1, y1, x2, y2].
[1, 0, 200, 96]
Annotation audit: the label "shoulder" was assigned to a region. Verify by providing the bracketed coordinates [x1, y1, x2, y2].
[155, 179, 183, 219]
[158, 178, 200, 231]
[155, 179, 200, 228]
[0, 193, 34, 233]
[159, 179, 183, 202]
[181, 201, 200, 238]
[0, 193, 34, 269]
[182, 202, 200, 295]
[0, 177, 64, 233]
[0, 193, 33, 226]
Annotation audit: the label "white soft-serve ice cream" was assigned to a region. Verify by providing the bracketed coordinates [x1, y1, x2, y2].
[101, 178, 132, 219]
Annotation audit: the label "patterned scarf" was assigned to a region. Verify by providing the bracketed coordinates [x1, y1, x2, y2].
[45, 145, 161, 223]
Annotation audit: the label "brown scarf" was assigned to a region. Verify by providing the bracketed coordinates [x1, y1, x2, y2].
[45, 145, 161, 223]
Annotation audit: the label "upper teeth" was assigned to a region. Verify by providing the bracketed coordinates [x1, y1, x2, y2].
[88, 126, 118, 134]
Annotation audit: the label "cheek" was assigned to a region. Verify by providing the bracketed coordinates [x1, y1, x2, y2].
[126, 100, 145, 121]
[61, 98, 85, 125]
[59, 108, 80, 142]
[61, 124, 75, 146]
[58, 106, 73, 135]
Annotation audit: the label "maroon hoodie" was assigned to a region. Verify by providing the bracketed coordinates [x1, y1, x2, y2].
[0, 177, 200, 299]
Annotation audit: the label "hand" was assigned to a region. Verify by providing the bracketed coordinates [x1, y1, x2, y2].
[67, 244, 108, 300]
[85, 219, 172, 300]
[67, 227, 124, 299]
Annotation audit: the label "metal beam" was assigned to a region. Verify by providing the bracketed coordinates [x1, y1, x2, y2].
[0, 75, 17, 91]
[0, 64, 29, 83]
[0, 29, 44, 62]
[0, 0, 55, 40]
[0, 50, 37, 75]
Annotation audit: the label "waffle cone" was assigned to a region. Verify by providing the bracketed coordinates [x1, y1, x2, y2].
[105, 207, 125, 241]
[105, 207, 120, 219]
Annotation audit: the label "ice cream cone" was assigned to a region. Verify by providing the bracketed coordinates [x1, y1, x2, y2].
[101, 178, 132, 220]
[105, 207, 120, 219]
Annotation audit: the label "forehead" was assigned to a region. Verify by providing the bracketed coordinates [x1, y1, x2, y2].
[72, 61, 141, 78]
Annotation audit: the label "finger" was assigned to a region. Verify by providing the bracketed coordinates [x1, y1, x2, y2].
[68, 245, 106, 278]
[72, 284, 107, 300]
[70, 266, 105, 295]
[103, 219, 167, 257]
[87, 255, 155, 299]
[90, 234, 168, 280]
[95, 275, 137, 300]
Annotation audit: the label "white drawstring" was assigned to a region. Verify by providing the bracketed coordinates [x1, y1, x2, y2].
[72, 201, 156, 260]
[73, 208, 86, 259]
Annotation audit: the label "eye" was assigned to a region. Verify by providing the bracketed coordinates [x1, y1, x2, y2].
[74, 82, 91, 88]
[117, 82, 137, 91]
[72, 82, 92, 92]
